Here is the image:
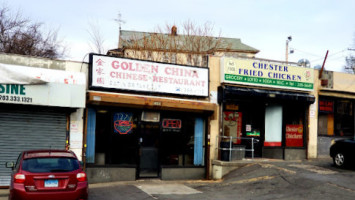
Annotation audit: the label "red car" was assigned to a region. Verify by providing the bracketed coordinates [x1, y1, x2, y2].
[6, 149, 88, 200]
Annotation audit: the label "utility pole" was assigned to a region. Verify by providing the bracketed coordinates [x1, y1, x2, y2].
[286, 36, 292, 64]
[114, 12, 126, 48]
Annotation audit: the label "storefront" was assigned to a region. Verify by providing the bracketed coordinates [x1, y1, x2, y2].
[86, 54, 215, 183]
[317, 70, 355, 157]
[218, 57, 315, 160]
[0, 63, 86, 186]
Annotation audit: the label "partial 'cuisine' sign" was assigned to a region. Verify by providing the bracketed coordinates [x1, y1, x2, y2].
[89, 54, 209, 97]
[221, 57, 314, 91]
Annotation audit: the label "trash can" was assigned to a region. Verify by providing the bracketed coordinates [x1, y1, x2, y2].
[220, 141, 232, 161]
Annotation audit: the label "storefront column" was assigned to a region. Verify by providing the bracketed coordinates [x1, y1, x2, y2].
[308, 71, 320, 158]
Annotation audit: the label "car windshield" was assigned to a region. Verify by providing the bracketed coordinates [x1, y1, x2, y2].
[22, 157, 80, 173]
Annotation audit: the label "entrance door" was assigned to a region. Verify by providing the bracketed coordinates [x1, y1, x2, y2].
[138, 122, 160, 178]
[241, 103, 264, 157]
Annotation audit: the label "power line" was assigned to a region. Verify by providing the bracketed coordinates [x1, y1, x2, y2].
[309, 49, 347, 63]
[292, 48, 323, 58]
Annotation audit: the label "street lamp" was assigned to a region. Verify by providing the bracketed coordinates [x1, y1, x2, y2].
[286, 36, 292, 64]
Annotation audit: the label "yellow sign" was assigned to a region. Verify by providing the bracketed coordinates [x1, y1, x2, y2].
[221, 57, 314, 91]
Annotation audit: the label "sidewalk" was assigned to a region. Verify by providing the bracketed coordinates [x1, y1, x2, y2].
[0, 157, 333, 200]
[0, 188, 8, 200]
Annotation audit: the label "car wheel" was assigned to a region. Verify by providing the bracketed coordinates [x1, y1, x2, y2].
[333, 152, 345, 167]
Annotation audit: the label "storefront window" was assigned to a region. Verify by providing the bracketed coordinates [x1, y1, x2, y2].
[160, 115, 205, 166]
[95, 109, 139, 166]
[335, 100, 353, 136]
[91, 108, 205, 167]
[318, 98, 354, 137]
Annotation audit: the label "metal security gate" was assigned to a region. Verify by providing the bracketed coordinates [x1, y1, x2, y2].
[0, 108, 67, 186]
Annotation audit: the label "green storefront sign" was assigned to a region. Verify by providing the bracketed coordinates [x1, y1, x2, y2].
[221, 57, 314, 91]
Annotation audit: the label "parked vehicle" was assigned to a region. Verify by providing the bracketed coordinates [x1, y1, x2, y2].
[6, 149, 88, 200]
[330, 138, 355, 168]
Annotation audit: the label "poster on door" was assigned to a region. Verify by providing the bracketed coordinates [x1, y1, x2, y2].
[223, 111, 242, 144]
[285, 125, 303, 147]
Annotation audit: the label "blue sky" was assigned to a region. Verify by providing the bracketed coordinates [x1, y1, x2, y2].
[3, 0, 355, 72]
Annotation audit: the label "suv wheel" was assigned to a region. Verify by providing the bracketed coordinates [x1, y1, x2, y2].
[333, 152, 345, 168]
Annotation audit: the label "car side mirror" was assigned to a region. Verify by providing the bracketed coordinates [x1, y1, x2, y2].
[5, 162, 14, 169]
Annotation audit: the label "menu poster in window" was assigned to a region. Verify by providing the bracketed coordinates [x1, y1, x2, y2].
[223, 111, 242, 144]
[113, 112, 133, 135]
[286, 125, 303, 147]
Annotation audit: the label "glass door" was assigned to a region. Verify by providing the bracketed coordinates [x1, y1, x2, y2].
[138, 122, 160, 178]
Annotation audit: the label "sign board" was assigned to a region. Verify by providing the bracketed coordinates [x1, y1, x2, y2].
[221, 57, 314, 91]
[319, 100, 334, 112]
[0, 64, 86, 108]
[89, 54, 209, 97]
[285, 125, 303, 147]
[162, 119, 182, 132]
[223, 111, 242, 144]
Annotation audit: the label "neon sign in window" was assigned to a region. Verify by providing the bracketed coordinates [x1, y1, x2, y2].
[113, 112, 133, 135]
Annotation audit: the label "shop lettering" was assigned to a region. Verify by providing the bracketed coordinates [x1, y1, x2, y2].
[230, 61, 302, 81]
[165, 67, 199, 78]
[238, 69, 263, 77]
[162, 119, 182, 129]
[111, 61, 159, 73]
[0, 84, 26, 95]
[267, 72, 301, 81]
[111, 61, 199, 78]
[286, 133, 302, 139]
[286, 126, 299, 132]
[110, 72, 148, 81]
[253, 62, 288, 72]
[251, 61, 302, 81]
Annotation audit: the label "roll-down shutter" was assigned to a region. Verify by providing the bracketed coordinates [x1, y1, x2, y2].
[0, 109, 67, 186]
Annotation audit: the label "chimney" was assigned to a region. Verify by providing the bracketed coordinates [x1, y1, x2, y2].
[171, 26, 177, 36]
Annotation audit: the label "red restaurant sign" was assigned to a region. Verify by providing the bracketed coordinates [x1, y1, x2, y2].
[319, 100, 333, 112]
[162, 119, 182, 129]
[285, 125, 303, 147]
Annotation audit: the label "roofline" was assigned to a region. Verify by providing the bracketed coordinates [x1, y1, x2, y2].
[108, 47, 259, 55]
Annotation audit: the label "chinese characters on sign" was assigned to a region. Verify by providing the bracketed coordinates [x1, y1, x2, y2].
[90, 54, 209, 97]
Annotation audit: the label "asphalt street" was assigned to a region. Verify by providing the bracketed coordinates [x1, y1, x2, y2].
[2, 158, 355, 200]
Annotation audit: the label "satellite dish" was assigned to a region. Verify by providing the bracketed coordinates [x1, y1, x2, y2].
[314, 65, 322, 70]
[298, 59, 311, 68]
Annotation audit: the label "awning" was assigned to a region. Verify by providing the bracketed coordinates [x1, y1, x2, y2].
[88, 91, 216, 113]
[319, 90, 355, 100]
[218, 86, 315, 104]
[0, 63, 86, 108]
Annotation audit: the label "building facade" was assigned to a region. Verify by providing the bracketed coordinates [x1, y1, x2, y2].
[85, 54, 215, 182]
[84, 28, 260, 182]
[214, 57, 315, 160]
[316, 70, 355, 157]
[0, 53, 86, 186]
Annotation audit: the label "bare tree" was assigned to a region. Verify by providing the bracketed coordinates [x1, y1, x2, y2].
[87, 20, 106, 54]
[117, 20, 231, 67]
[345, 33, 355, 73]
[0, 5, 65, 59]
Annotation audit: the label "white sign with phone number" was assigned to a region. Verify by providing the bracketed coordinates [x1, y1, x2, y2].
[91, 55, 209, 97]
